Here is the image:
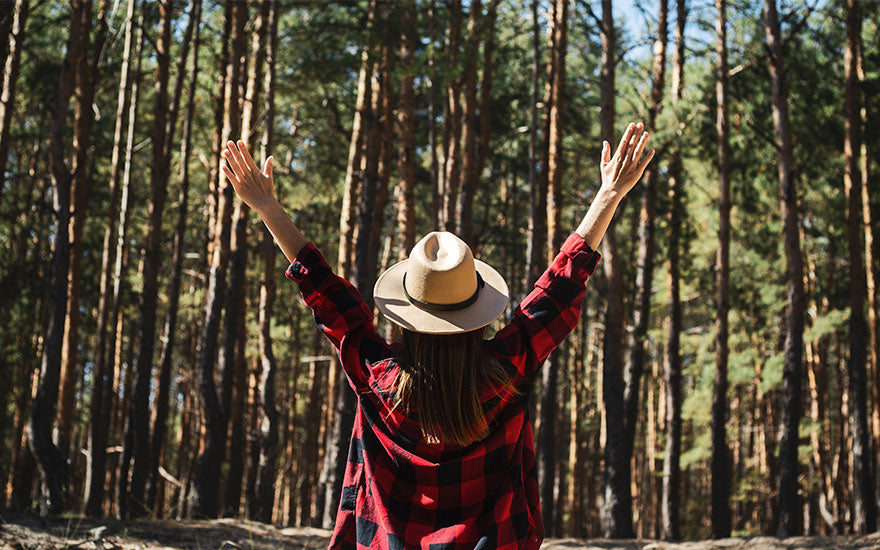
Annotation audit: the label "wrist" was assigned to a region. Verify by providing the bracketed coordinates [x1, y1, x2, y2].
[596, 184, 624, 205]
[253, 196, 281, 216]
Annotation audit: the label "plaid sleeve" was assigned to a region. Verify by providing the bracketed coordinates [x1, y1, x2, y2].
[487, 232, 600, 384]
[285, 243, 391, 391]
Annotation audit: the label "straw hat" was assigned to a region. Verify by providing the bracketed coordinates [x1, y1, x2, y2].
[374, 232, 509, 335]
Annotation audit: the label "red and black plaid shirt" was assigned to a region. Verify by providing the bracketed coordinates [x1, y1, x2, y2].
[285, 232, 601, 550]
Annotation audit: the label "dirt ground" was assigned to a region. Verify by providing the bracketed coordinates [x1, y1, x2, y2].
[2, 511, 880, 549]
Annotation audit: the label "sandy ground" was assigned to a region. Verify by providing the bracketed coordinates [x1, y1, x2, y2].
[2, 511, 880, 549]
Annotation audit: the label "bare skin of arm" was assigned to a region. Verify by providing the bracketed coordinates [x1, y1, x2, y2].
[576, 122, 655, 250]
[223, 122, 653, 265]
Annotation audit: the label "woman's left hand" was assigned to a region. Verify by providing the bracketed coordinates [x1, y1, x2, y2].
[600, 122, 655, 198]
[221, 139, 276, 213]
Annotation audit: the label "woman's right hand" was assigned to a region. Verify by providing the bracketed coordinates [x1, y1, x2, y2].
[599, 122, 654, 199]
[221, 139, 276, 213]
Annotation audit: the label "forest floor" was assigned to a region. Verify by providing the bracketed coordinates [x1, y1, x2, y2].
[2, 511, 880, 549]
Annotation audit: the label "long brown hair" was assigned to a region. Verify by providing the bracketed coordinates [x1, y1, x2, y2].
[391, 327, 520, 446]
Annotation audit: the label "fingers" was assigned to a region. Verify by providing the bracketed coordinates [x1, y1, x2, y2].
[634, 148, 656, 176]
[237, 140, 259, 172]
[631, 131, 650, 164]
[613, 122, 636, 161]
[601, 141, 611, 165]
[262, 155, 273, 178]
[224, 141, 247, 178]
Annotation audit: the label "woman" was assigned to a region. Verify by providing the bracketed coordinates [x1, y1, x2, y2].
[221, 122, 654, 549]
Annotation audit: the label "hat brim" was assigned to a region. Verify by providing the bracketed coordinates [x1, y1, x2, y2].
[373, 259, 509, 335]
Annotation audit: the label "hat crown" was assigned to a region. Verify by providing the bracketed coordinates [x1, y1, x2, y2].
[406, 232, 478, 306]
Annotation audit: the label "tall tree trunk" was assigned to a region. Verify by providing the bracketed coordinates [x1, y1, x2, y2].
[711, 0, 732, 537]
[763, 0, 806, 536]
[442, 0, 462, 231]
[623, 0, 667, 501]
[111, 13, 144, 519]
[251, 0, 280, 524]
[56, 0, 109, 459]
[222, 0, 268, 518]
[538, 0, 568, 535]
[524, 0, 545, 291]
[84, 0, 137, 517]
[455, 0, 482, 242]
[0, 0, 27, 195]
[146, 0, 202, 515]
[396, 0, 417, 259]
[858, 18, 880, 500]
[662, 2, 686, 540]
[599, 0, 633, 538]
[28, 0, 92, 515]
[190, 0, 246, 519]
[844, 0, 876, 532]
[122, 0, 175, 517]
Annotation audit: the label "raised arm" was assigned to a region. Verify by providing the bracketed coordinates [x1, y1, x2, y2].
[576, 121, 654, 249]
[221, 139, 306, 263]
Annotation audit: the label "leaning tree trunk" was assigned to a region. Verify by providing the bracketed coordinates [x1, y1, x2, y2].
[538, 0, 568, 535]
[711, 0, 732, 537]
[145, 0, 202, 516]
[763, 0, 806, 536]
[599, 0, 633, 538]
[190, 0, 247, 519]
[624, 0, 666, 489]
[662, 1, 686, 540]
[28, 0, 92, 515]
[83, 0, 137, 517]
[843, 0, 876, 533]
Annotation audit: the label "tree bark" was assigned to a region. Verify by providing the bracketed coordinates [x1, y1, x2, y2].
[396, 0, 417, 259]
[455, 0, 484, 243]
[843, 0, 876, 532]
[763, 0, 806, 536]
[190, 0, 246, 519]
[538, 0, 568, 535]
[524, 0, 546, 292]
[662, 2, 686, 540]
[145, 0, 202, 516]
[0, 0, 27, 196]
[83, 0, 137, 517]
[623, 0, 667, 503]
[250, 0, 280, 524]
[56, 0, 109, 460]
[711, 0, 732, 537]
[599, 0, 633, 538]
[28, 0, 92, 515]
[442, 0, 462, 232]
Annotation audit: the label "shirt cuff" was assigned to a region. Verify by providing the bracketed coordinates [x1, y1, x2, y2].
[559, 232, 602, 276]
[284, 242, 323, 284]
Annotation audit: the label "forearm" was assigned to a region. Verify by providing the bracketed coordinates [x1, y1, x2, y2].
[254, 199, 308, 263]
[575, 186, 623, 250]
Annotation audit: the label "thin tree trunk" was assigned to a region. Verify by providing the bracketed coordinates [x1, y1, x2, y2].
[599, 0, 633, 538]
[146, 0, 202, 515]
[84, 0, 137, 517]
[123, 0, 175, 517]
[396, 0, 417, 259]
[111, 13, 144, 519]
[251, 0, 280, 524]
[442, 0, 462, 231]
[524, 0, 545, 291]
[455, 0, 482, 242]
[538, 0, 568, 535]
[763, 0, 806, 535]
[623, 0, 667, 499]
[662, 3, 686, 540]
[711, 0, 732, 537]
[844, 0, 876, 532]
[0, 0, 27, 194]
[28, 0, 91, 515]
[190, 0, 246, 519]
[56, 0, 109, 459]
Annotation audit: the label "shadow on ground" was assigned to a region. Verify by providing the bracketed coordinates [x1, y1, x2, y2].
[3, 511, 880, 549]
